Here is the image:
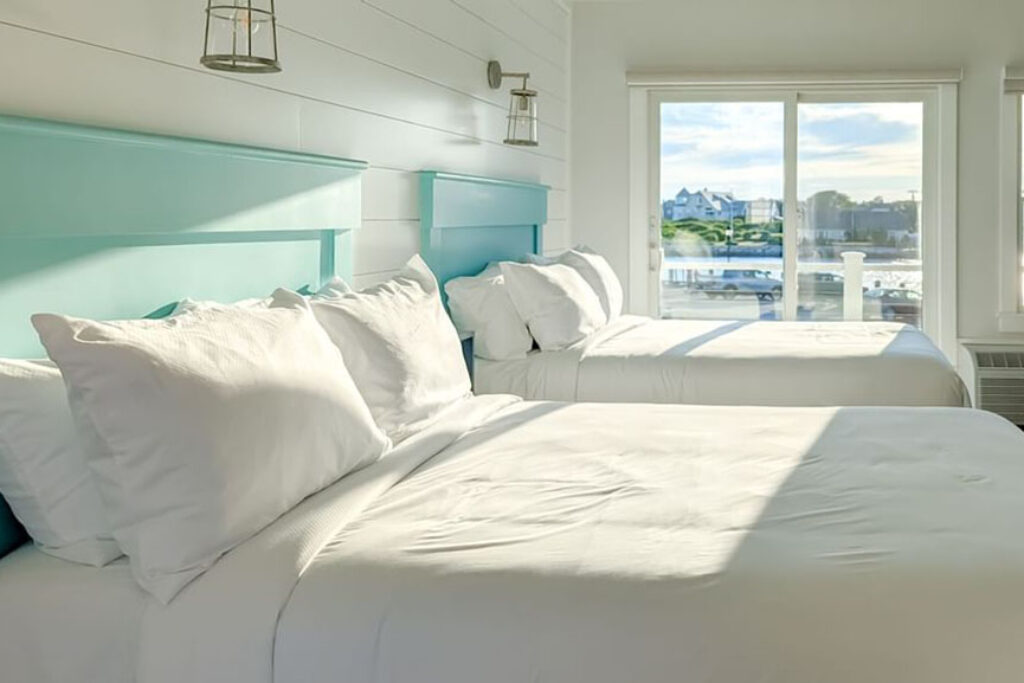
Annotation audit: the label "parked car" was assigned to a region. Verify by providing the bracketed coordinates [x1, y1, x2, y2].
[697, 269, 783, 300]
[798, 272, 845, 299]
[796, 272, 867, 315]
[864, 287, 922, 323]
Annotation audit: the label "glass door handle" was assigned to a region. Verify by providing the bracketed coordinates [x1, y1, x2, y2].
[649, 246, 663, 272]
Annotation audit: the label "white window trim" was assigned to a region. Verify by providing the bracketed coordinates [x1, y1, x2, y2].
[997, 69, 1024, 333]
[627, 75, 959, 363]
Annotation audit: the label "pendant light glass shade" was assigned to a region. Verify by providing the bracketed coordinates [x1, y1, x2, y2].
[201, 0, 281, 74]
[488, 60, 539, 147]
[505, 86, 539, 147]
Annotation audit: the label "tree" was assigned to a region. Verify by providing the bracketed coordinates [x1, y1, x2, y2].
[805, 191, 854, 240]
[661, 220, 679, 241]
[808, 190, 855, 210]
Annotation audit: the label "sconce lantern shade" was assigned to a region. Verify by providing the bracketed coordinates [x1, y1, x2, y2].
[201, 0, 281, 73]
[505, 87, 539, 147]
[488, 60, 539, 147]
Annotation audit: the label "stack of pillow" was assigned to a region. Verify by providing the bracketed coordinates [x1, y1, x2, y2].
[0, 255, 470, 603]
[445, 246, 623, 360]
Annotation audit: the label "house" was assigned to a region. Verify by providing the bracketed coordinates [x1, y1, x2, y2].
[799, 195, 918, 244]
[664, 188, 746, 221]
[745, 198, 783, 224]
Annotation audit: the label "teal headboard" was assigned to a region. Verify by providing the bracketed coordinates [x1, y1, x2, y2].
[0, 114, 367, 556]
[419, 171, 549, 289]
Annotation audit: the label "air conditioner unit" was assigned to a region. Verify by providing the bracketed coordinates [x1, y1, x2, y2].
[962, 344, 1024, 426]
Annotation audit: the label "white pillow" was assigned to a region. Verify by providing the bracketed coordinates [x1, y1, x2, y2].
[278, 255, 471, 444]
[499, 262, 606, 351]
[0, 305, 230, 566]
[478, 262, 504, 278]
[171, 296, 269, 315]
[524, 253, 557, 266]
[33, 304, 389, 603]
[170, 280, 344, 315]
[316, 275, 353, 297]
[0, 359, 120, 566]
[445, 273, 533, 361]
[528, 247, 623, 321]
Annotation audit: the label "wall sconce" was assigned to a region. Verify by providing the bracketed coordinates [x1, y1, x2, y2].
[487, 60, 538, 147]
[201, 0, 281, 73]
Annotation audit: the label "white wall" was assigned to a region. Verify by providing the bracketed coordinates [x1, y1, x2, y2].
[0, 0, 570, 288]
[571, 0, 1024, 340]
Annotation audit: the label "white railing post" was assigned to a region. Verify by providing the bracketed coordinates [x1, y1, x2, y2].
[841, 251, 866, 321]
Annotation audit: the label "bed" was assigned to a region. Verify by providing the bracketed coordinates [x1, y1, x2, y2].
[5, 395, 1023, 683]
[475, 315, 968, 406]
[0, 546, 145, 683]
[2, 116, 1022, 683]
[420, 172, 967, 408]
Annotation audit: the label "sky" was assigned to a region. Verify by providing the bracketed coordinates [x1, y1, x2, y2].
[660, 101, 923, 204]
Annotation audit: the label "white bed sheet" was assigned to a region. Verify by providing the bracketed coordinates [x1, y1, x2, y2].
[0, 545, 147, 683]
[140, 399, 1024, 683]
[136, 394, 520, 683]
[475, 316, 968, 407]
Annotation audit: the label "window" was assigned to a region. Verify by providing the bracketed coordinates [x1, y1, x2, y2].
[657, 94, 924, 327]
[635, 78, 958, 357]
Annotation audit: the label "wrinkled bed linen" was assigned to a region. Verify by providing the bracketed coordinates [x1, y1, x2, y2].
[0, 546, 146, 683]
[144, 398, 1024, 683]
[475, 316, 968, 407]
[136, 394, 519, 683]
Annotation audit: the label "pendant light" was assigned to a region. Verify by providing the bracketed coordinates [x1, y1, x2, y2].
[487, 61, 538, 147]
[201, 0, 281, 73]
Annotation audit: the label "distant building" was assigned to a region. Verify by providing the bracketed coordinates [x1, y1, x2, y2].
[664, 187, 916, 246]
[662, 199, 675, 219]
[745, 198, 783, 224]
[799, 193, 918, 244]
[663, 188, 746, 221]
[843, 206, 914, 241]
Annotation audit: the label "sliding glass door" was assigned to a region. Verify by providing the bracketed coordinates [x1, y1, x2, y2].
[797, 99, 923, 326]
[659, 100, 785, 320]
[657, 90, 927, 328]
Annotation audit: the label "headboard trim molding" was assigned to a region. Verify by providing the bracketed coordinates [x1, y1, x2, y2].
[0, 115, 368, 172]
[424, 170, 551, 192]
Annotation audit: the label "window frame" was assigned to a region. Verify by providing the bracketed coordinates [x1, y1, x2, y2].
[996, 81, 1023, 332]
[628, 74, 959, 362]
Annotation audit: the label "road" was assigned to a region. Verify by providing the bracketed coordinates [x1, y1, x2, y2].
[659, 285, 919, 327]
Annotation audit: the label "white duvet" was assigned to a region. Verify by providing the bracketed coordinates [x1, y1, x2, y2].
[137, 395, 1024, 683]
[475, 316, 968, 407]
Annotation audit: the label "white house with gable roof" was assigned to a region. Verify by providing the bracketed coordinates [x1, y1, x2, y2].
[664, 188, 747, 221]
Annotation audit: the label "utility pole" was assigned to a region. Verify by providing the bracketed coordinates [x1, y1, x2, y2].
[726, 193, 734, 262]
[908, 190, 919, 233]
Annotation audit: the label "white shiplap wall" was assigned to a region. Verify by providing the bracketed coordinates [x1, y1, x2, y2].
[0, 0, 570, 288]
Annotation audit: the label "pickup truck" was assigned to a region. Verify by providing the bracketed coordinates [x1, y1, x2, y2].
[696, 270, 783, 301]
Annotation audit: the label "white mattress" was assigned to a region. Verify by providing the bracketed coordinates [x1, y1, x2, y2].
[127, 396, 1024, 683]
[475, 316, 968, 407]
[0, 544, 147, 683]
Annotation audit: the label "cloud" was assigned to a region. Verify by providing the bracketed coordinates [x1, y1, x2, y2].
[660, 101, 922, 203]
[801, 112, 917, 147]
[698, 148, 783, 167]
[660, 101, 784, 199]
[661, 102, 734, 130]
[661, 141, 698, 156]
[798, 146, 864, 161]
